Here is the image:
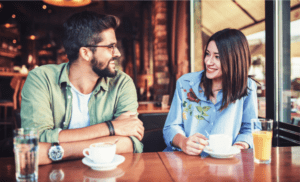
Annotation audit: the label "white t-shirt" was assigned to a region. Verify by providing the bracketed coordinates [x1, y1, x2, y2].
[68, 83, 92, 129]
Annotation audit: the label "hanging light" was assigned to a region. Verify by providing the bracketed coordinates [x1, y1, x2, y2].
[2, 14, 18, 28]
[43, 0, 91, 7]
[43, 39, 56, 48]
[42, 32, 56, 49]
[27, 29, 39, 40]
[26, 21, 39, 40]
[28, 35, 37, 40]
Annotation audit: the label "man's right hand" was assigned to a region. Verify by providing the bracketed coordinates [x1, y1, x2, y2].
[112, 111, 144, 141]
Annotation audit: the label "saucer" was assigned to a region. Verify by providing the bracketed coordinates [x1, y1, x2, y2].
[82, 154, 125, 171]
[203, 146, 240, 159]
[83, 168, 125, 179]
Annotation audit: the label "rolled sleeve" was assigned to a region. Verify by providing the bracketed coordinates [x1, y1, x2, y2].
[39, 128, 62, 143]
[114, 76, 138, 117]
[21, 71, 60, 143]
[163, 80, 186, 148]
[129, 136, 144, 153]
[114, 76, 143, 152]
[235, 132, 253, 148]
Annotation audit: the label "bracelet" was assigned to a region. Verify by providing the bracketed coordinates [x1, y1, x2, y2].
[105, 120, 115, 136]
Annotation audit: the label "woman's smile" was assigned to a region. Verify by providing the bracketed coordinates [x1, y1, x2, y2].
[204, 41, 222, 81]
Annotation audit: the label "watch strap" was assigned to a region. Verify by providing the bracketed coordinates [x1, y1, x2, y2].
[52, 142, 59, 146]
[105, 120, 115, 136]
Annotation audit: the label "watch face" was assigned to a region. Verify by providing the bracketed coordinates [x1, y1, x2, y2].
[49, 146, 64, 161]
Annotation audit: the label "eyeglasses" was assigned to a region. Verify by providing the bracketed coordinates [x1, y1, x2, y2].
[84, 44, 117, 55]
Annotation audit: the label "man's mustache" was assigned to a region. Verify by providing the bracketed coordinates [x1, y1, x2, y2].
[110, 57, 120, 63]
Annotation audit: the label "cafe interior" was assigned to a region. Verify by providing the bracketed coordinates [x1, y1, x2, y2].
[0, 0, 300, 181]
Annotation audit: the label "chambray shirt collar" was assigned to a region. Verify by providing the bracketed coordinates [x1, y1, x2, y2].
[57, 62, 110, 93]
[183, 71, 223, 104]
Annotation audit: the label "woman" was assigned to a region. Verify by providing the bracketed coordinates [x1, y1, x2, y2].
[163, 28, 257, 155]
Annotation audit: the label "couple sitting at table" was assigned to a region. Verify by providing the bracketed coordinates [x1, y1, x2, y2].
[21, 11, 257, 165]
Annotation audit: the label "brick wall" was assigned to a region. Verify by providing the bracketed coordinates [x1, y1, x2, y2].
[152, 1, 169, 101]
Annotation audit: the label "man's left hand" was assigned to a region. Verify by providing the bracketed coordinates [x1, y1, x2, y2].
[112, 111, 144, 141]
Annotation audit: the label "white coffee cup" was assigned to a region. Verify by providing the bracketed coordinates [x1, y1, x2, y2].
[83, 142, 116, 164]
[207, 134, 232, 154]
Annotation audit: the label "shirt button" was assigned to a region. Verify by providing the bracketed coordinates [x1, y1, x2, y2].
[68, 95, 71, 99]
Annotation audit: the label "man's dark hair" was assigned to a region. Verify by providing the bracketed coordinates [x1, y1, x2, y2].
[202, 28, 251, 111]
[62, 11, 120, 64]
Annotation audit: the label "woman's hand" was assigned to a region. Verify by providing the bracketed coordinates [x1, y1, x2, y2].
[174, 133, 209, 155]
[233, 141, 249, 149]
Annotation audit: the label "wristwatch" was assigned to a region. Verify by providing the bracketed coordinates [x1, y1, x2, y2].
[48, 143, 64, 161]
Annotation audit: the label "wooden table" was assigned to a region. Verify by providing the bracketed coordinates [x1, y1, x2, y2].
[138, 103, 170, 114]
[1, 147, 300, 181]
[0, 153, 172, 181]
[159, 147, 300, 182]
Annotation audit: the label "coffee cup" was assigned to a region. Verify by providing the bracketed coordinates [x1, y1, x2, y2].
[207, 134, 232, 154]
[83, 142, 116, 164]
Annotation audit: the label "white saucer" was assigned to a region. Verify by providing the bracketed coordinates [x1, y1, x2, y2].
[82, 154, 125, 171]
[203, 146, 241, 159]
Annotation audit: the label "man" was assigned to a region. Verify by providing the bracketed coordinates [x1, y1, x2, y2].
[21, 11, 144, 165]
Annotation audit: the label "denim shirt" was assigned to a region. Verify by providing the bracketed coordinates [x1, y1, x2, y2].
[21, 62, 143, 153]
[163, 71, 258, 151]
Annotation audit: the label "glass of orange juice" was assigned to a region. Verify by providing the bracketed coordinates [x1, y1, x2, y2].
[251, 119, 273, 164]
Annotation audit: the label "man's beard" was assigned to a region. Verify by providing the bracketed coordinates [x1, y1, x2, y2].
[91, 57, 117, 78]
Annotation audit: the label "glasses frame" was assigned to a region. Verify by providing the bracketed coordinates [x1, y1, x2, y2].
[84, 44, 116, 55]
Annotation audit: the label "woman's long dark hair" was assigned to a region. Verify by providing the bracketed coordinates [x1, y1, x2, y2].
[202, 28, 251, 110]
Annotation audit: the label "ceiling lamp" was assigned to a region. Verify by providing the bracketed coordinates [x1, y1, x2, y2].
[2, 14, 18, 28]
[43, 0, 91, 7]
[26, 21, 39, 40]
[42, 32, 56, 49]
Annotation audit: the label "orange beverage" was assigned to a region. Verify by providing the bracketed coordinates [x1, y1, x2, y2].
[252, 131, 273, 161]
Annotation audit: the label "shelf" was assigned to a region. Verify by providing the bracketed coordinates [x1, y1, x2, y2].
[0, 72, 27, 77]
[0, 48, 20, 58]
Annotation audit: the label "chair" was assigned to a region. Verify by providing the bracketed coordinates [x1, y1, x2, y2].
[273, 121, 300, 147]
[0, 77, 21, 138]
[292, 117, 300, 126]
[0, 137, 14, 158]
[139, 113, 168, 152]
[142, 130, 167, 152]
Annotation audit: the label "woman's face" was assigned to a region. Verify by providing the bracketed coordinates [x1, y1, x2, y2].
[204, 41, 222, 82]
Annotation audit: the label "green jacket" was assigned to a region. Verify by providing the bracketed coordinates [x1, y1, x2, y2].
[21, 62, 143, 153]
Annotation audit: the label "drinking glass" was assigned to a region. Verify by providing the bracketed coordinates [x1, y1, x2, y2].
[13, 128, 39, 181]
[251, 119, 273, 164]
